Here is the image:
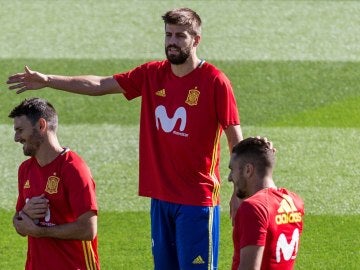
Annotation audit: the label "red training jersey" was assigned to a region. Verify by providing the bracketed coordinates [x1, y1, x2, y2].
[16, 149, 100, 270]
[232, 188, 304, 270]
[114, 60, 240, 206]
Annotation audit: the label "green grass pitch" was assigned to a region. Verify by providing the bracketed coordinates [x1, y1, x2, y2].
[0, 1, 359, 269]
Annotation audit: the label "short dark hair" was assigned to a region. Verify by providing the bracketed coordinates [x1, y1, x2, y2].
[232, 137, 276, 178]
[162, 7, 202, 36]
[8, 98, 58, 131]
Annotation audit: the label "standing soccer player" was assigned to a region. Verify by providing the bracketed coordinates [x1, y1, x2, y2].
[229, 137, 304, 270]
[7, 8, 243, 269]
[9, 98, 100, 270]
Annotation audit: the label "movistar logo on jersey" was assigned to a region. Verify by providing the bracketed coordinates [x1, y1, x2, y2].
[155, 105, 188, 137]
[276, 228, 300, 263]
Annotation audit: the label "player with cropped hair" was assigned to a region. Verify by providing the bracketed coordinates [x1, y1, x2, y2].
[9, 98, 100, 270]
[229, 137, 304, 270]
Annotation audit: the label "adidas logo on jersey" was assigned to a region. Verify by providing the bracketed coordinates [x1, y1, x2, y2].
[155, 89, 166, 97]
[192, 255, 205, 264]
[275, 194, 302, 225]
[277, 194, 298, 213]
[23, 180, 30, 189]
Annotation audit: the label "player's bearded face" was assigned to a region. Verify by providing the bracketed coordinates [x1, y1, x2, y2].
[229, 156, 249, 199]
[236, 185, 248, 199]
[165, 44, 191, 65]
[235, 163, 249, 199]
[22, 128, 44, 156]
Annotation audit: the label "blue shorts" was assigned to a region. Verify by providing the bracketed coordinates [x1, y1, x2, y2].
[150, 199, 220, 270]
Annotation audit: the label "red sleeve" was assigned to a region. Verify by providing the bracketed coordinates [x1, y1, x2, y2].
[238, 200, 268, 249]
[113, 64, 147, 100]
[62, 155, 98, 217]
[214, 72, 240, 129]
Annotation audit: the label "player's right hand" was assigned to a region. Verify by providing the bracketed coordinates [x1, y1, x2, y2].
[7, 66, 49, 94]
[22, 194, 49, 220]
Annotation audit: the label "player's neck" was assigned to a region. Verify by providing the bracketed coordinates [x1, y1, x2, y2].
[35, 136, 64, 167]
[252, 176, 276, 195]
[260, 177, 276, 191]
[170, 55, 201, 77]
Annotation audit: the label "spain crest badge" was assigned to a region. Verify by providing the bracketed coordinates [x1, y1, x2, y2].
[185, 88, 200, 106]
[45, 176, 60, 194]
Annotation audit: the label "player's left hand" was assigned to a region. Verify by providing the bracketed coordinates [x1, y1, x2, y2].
[13, 212, 40, 237]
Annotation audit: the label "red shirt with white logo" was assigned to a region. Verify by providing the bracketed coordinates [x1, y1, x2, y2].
[232, 188, 304, 270]
[16, 149, 99, 270]
[114, 60, 240, 206]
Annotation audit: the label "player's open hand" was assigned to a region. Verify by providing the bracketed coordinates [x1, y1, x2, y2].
[7, 66, 49, 94]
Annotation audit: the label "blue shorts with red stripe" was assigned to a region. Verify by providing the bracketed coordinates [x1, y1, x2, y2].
[150, 199, 220, 270]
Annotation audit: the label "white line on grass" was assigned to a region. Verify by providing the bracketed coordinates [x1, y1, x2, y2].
[1, 124, 359, 215]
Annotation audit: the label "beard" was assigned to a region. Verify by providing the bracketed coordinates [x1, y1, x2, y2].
[23, 128, 44, 156]
[165, 45, 191, 65]
[236, 189, 248, 199]
[236, 178, 249, 199]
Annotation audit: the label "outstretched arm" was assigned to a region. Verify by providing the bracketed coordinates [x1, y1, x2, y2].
[7, 66, 124, 96]
[13, 210, 97, 241]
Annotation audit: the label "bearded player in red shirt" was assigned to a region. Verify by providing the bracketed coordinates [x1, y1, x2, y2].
[7, 8, 243, 269]
[229, 137, 304, 270]
[9, 98, 100, 270]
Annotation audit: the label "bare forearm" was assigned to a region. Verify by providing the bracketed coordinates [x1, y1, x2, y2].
[7, 66, 123, 95]
[14, 211, 98, 240]
[239, 245, 264, 270]
[37, 219, 97, 240]
[225, 124, 243, 152]
[36, 214, 97, 240]
[46, 75, 119, 96]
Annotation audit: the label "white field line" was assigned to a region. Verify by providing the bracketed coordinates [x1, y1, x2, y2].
[0, 124, 359, 214]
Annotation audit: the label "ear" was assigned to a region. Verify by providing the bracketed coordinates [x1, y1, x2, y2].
[244, 163, 255, 178]
[193, 35, 201, 47]
[38, 118, 47, 133]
